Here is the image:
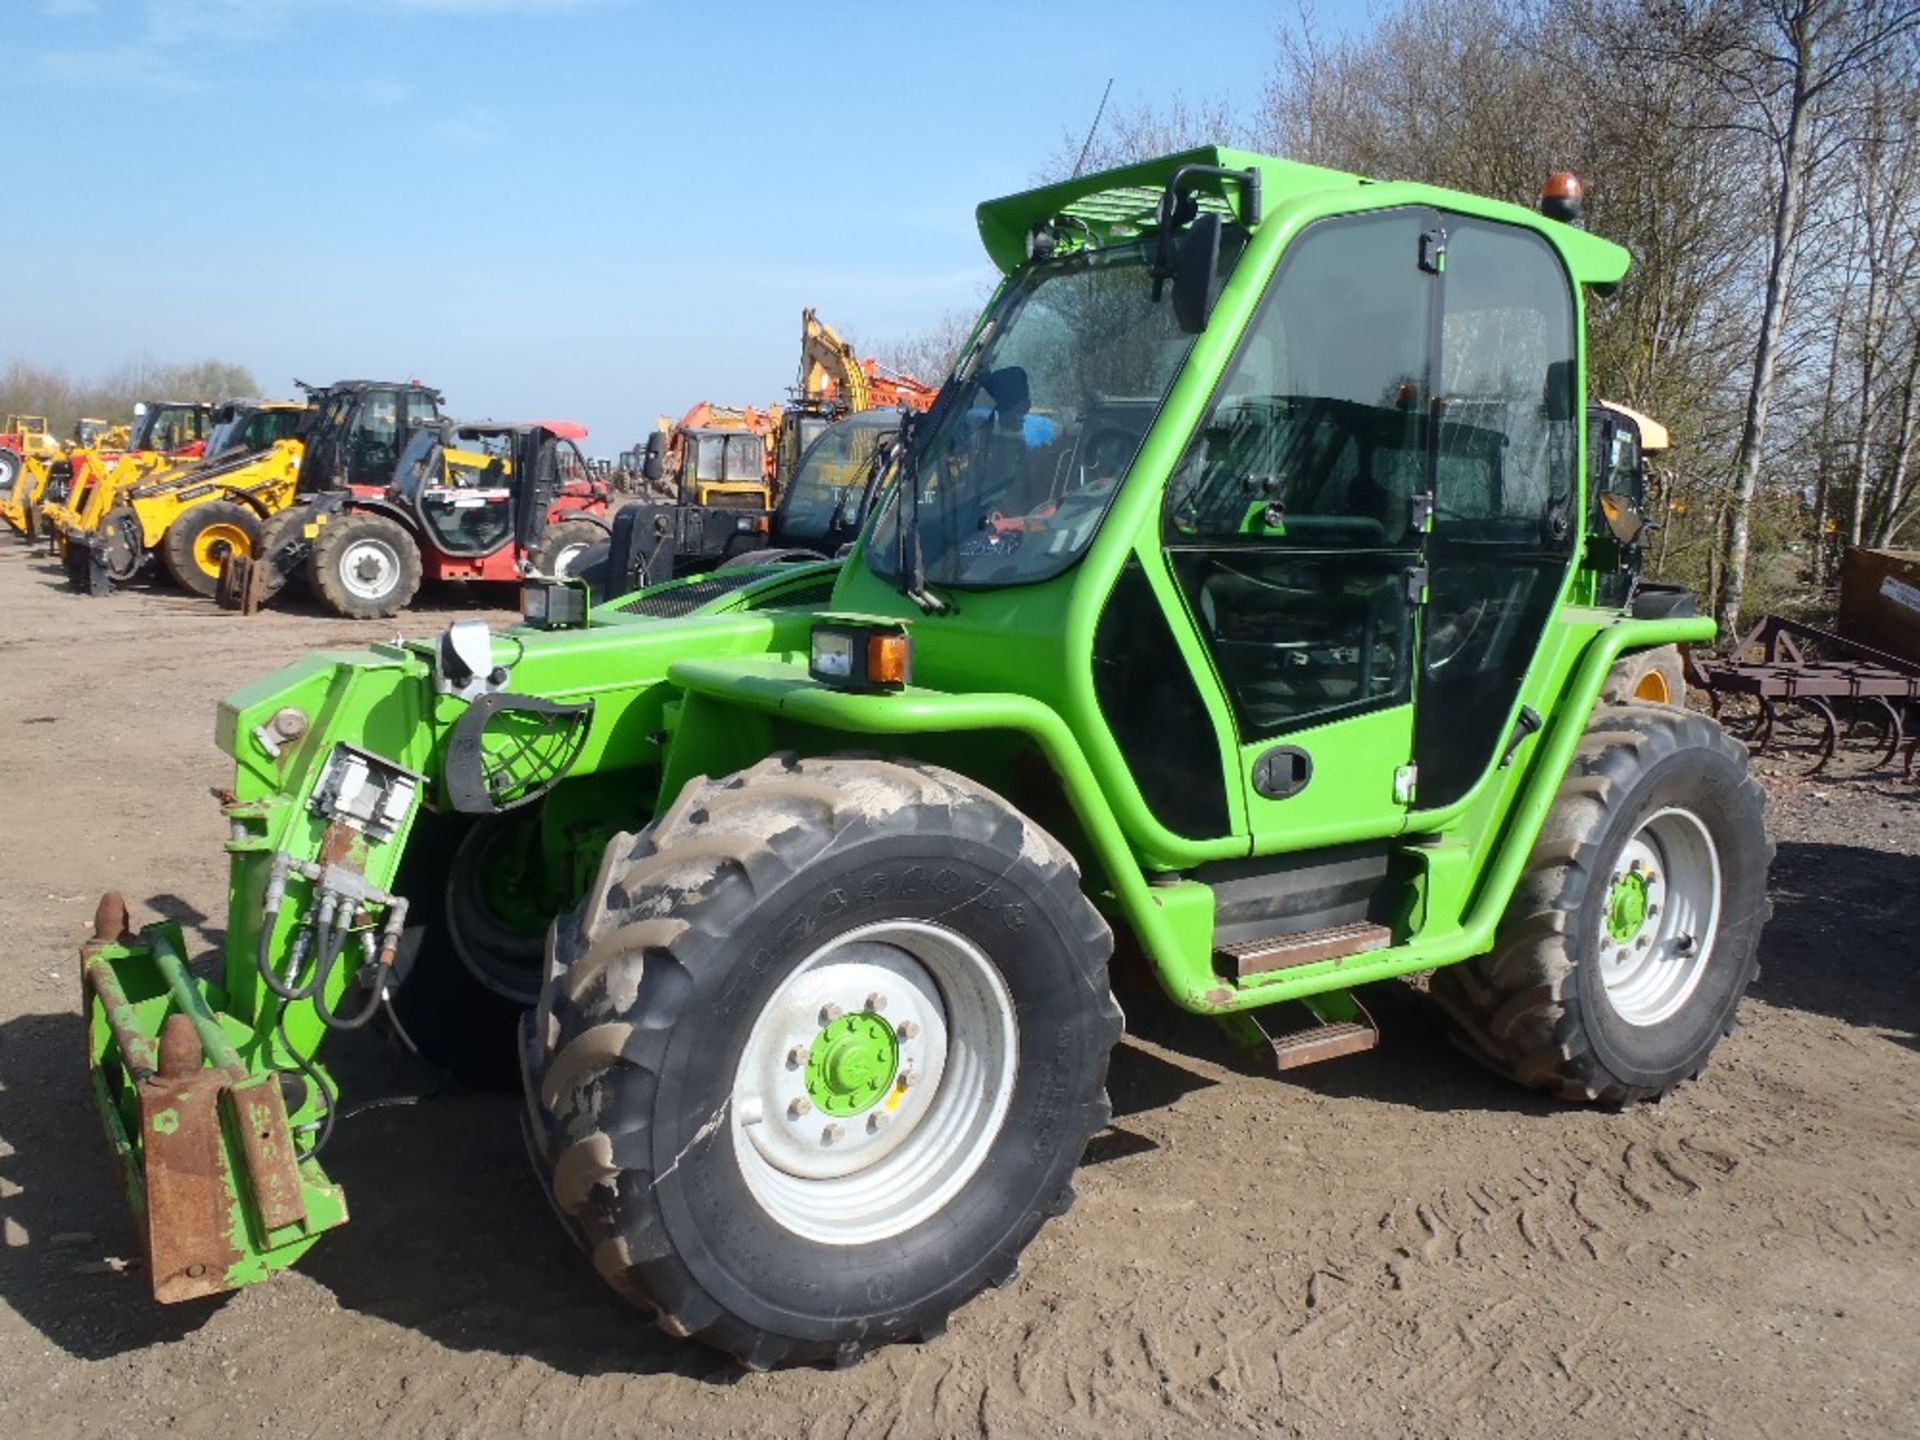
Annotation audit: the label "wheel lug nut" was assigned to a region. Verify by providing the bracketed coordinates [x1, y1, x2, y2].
[865, 991, 888, 1013]
[900, 1068, 919, 1088]
[896, 1019, 919, 1040]
[786, 1045, 809, 1067]
[821, 1123, 844, 1144]
[868, 1111, 890, 1132]
[819, 1003, 842, 1025]
[788, 1096, 813, 1119]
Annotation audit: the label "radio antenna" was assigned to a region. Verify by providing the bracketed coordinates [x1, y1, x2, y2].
[1070, 77, 1114, 179]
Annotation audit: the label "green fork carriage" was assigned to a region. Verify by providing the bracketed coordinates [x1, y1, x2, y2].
[83, 147, 1768, 1367]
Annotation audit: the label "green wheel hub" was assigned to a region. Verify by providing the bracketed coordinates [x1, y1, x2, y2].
[1605, 868, 1650, 944]
[805, 1012, 900, 1116]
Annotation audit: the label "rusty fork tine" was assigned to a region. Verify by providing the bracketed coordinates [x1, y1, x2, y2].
[1801, 696, 1839, 776]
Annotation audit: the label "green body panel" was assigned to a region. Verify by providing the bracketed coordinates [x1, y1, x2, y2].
[80, 146, 1713, 1298]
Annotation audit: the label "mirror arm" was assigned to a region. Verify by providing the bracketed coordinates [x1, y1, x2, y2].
[1151, 164, 1260, 301]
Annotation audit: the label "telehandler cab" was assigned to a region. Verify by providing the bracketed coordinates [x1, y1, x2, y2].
[80, 148, 1768, 1370]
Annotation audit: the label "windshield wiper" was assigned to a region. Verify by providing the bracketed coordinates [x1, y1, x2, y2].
[888, 317, 998, 615]
[893, 410, 951, 615]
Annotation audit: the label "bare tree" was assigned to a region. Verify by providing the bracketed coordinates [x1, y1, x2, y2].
[1682, 0, 1920, 633]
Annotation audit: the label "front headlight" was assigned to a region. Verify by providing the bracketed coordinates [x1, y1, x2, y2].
[809, 620, 911, 692]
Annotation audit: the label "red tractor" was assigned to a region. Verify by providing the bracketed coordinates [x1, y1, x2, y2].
[298, 418, 610, 618]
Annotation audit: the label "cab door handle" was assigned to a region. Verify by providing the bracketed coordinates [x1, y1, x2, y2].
[1252, 745, 1312, 800]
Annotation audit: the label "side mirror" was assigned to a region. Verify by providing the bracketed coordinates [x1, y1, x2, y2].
[1172, 212, 1226, 335]
[642, 430, 666, 482]
[1596, 490, 1651, 546]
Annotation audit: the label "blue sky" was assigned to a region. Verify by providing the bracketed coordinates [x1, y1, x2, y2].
[14, 0, 1369, 453]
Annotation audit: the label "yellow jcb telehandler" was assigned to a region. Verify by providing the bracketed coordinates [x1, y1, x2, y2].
[35, 400, 217, 547]
[59, 399, 307, 595]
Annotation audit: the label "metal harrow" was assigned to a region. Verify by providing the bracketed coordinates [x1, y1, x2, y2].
[1688, 615, 1920, 777]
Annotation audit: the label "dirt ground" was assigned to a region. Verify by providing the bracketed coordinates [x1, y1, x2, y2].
[1, 542, 1917, 1439]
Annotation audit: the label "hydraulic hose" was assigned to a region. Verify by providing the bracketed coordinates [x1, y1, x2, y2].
[255, 852, 409, 1030]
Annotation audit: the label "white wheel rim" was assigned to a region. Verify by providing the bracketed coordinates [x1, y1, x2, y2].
[338, 537, 400, 600]
[550, 542, 588, 576]
[1597, 806, 1723, 1027]
[729, 919, 1017, 1246]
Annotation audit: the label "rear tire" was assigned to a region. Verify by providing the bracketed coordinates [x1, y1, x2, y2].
[161, 499, 261, 597]
[1431, 704, 1771, 1103]
[522, 755, 1121, 1367]
[1601, 644, 1685, 707]
[0, 449, 19, 494]
[312, 510, 421, 619]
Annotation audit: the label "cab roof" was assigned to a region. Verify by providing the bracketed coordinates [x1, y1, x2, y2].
[975, 144, 1631, 289]
[442, 418, 588, 441]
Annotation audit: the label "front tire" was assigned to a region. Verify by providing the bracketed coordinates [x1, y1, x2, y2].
[1432, 704, 1771, 1104]
[522, 755, 1121, 1367]
[528, 518, 603, 577]
[387, 812, 551, 1086]
[312, 510, 421, 618]
[161, 499, 261, 597]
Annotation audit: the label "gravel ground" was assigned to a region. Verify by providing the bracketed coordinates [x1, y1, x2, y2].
[1, 541, 1917, 1438]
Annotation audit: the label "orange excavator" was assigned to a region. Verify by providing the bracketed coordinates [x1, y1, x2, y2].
[780, 307, 936, 481]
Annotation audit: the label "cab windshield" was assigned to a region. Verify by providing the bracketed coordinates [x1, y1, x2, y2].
[691, 432, 764, 484]
[868, 237, 1206, 588]
[779, 411, 899, 546]
[128, 405, 208, 453]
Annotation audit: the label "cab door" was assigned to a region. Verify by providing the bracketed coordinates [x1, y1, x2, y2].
[1159, 207, 1435, 850]
[1410, 217, 1580, 808]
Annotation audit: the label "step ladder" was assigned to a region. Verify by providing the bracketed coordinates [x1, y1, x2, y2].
[1215, 920, 1392, 980]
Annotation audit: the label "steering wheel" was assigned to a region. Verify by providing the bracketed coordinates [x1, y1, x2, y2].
[1075, 425, 1145, 487]
[1425, 597, 1493, 673]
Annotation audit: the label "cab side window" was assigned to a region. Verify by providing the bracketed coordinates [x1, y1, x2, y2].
[1160, 209, 1429, 740]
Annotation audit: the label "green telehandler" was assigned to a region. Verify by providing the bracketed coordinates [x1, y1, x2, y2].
[79, 147, 1769, 1369]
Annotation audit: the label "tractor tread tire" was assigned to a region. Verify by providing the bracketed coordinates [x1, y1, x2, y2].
[311, 511, 422, 619]
[522, 754, 1121, 1368]
[253, 504, 315, 602]
[1430, 704, 1771, 1105]
[161, 499, 261, 597]
[528, 517, 605, 578]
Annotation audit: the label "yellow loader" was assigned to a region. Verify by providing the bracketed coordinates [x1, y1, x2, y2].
[3, 417, 130, 538]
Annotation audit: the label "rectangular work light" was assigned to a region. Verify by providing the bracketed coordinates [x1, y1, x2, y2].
[810, 619, 912, 692]
[521, 577, 589, 630]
